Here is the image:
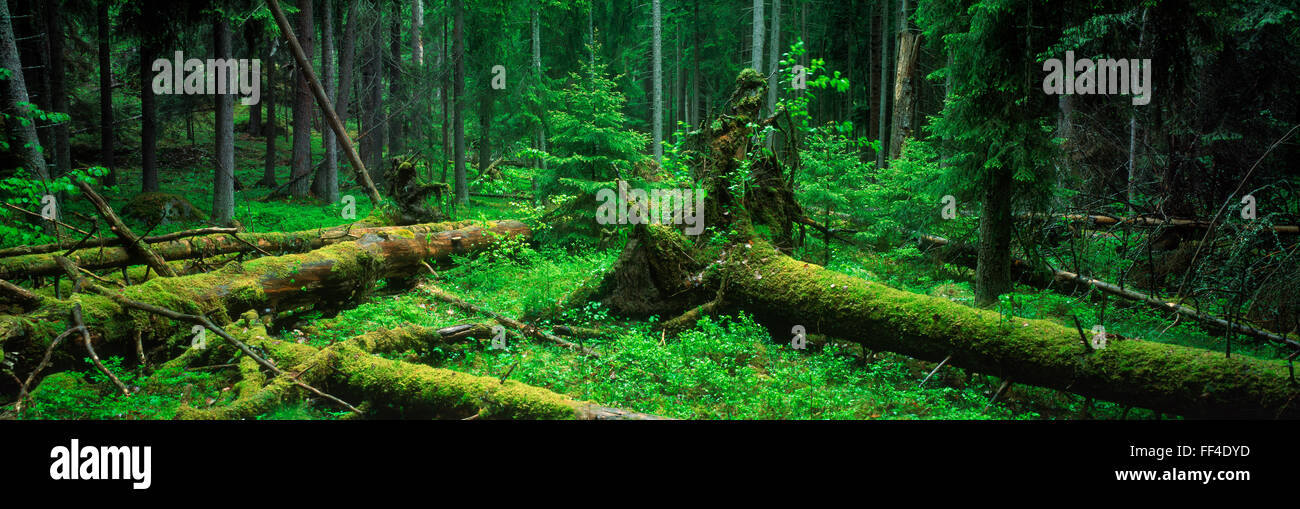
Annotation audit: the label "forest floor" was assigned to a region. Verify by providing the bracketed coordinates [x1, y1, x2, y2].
[9, 111, 1279, 420]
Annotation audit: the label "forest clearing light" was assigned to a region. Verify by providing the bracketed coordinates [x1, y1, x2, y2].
[596, 181, 706, 235]
[1042, 51, 1152, 106]
[151, 51, 261, 105]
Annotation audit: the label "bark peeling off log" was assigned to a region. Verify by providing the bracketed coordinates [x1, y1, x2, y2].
[0, 221, 531, 379]
[713, 239, 1300, 419]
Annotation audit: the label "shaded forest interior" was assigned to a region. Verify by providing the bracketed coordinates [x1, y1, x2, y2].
[0, 0, 1298, 420]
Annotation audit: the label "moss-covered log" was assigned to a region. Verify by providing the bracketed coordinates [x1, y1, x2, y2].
[179, 315, 661, 420]
[708, 235, 1300, 419]
[0, 220, 477, 280]
[0, 220, 530, 379]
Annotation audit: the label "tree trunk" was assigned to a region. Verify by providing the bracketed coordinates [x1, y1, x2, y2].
[361, 2, 385, 187]
[750, 0, 764, 72]
[531, 7, 547, 181]
[262, 38, 279, 188]
[314, 0, 340, 203]
[411, 0, 424, 65]
[213, 14, 236, 226]
[975, 166, 1014, 306]
[289, 0, 315, 198]
[440, 14, 449, 183]
[246, 20, 263, 136]
[97, 0, 114, 185]
[453, 0, 467, 204]
[652, 0, 663, 165]
[337, 0, 358, 131]
[387, 9, 404, 156]
[875, 0, 891, 169]
[42, 0, 68, 177]
[0, 0, 47, 184]
[478, 90, 491, 179]
[767, 0, 781, 119]
[888, 30, 918, 159]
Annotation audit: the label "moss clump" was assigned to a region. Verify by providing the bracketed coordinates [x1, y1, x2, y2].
[122, 192, 206, 223]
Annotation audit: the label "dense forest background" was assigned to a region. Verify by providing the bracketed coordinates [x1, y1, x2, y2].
[0, 0, 1297, 420]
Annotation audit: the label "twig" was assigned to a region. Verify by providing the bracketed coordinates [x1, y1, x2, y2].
[918, 354, 952, 387]
[1174, 124, 1300, 301]
[983, 379, 1012, 413]
[2, 203, 90, 236]
[13, 326, 82, 414]
[72, 303, 130, 396]
[224, 232, 272, 257]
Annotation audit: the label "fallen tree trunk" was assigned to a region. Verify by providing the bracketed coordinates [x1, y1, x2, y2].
[1038, 213, 1299, 234]
[709, 234, 1300, 418]
[0, 220, 476, 280]
[917, 233, 1298, 350]
[0, 220, 530, 378]
[179, 315, 661, 420]
[0, 226, 237, 259]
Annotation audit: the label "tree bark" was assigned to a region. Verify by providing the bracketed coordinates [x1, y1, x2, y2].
[0, 0, 48, 184]
[141, 36, 159, 192]
[314, 0, 340, 203]
[97, 1, 115, 185]
[289, 0, 315, 198]
[453, 0, 467, 204]
[262, 38, 279, 188]
[411, 0, 424, 65]
[246, 20, 263, 136]
[652, 0, 663, 165]
[337, 0, 358, 130]
[388, 8, 404, 156]
[766, 0, 781, 119]
[42, 0, 68, 177]
[361, 2, 384, 185]
[875, 0, 891, 169]
[213, 13, 236, 226]
[975, 166, 1014, 306]
[750, 0, 764, 72]
[888, 1, 918, 160]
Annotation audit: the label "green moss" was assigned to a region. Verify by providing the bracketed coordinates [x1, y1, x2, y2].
[122, 192, 206, 223]
[712, 239, 1300, 418]
[332, 342, 582, 419]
